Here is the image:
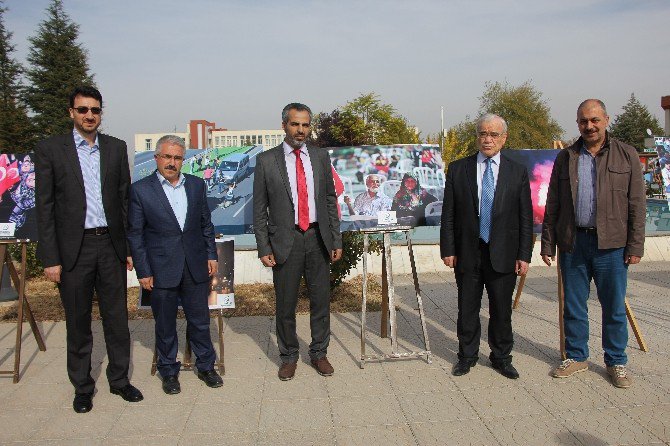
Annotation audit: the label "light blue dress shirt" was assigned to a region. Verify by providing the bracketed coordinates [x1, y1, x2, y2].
[575, 145, 597, 227]
[476, 151, 501, 215]
[73, 129, 108, 229]
[157, 171, 187, 231]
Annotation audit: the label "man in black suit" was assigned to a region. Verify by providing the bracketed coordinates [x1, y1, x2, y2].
[440, 113, 532, 379]
[253, 103, 342, 381]
[35, 86, 143, 412]
[127, 135, 223, 394]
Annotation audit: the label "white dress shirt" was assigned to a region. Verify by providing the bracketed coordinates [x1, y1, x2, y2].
[283, 142, 317, 224]
[157, 171, 187, 231]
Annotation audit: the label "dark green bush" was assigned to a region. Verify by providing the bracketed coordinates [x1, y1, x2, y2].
[330, 231, 382, 288]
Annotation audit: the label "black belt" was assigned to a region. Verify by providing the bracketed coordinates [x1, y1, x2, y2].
[576, 226, 597, 235]
[84, 227, 109, 235]
[295, 222, 318, 232]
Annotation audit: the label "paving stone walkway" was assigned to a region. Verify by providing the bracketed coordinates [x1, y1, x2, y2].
[1, 261, 669, 445]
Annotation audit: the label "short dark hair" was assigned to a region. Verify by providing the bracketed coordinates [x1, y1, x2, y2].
[69, 86, 103, 108]
[282, 103, 312, 124]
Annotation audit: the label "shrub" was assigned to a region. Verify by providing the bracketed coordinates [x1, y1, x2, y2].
[330, 231, 382, 288]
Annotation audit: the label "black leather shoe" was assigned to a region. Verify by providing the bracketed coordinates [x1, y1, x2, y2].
[197, 369, 223, 388]
[110, 383, 144, 402]
[73, 393, 93, 413]
[452, 359, 477, 376]
[492, 362, 520, 379]
[161, 375, 181, 395]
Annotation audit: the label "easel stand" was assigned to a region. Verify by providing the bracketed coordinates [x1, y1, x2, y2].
[359, 226, 431, 368]
[0, 240, 46, 383]
[151, 309, 225, 376]
[512, 243, 648, 358]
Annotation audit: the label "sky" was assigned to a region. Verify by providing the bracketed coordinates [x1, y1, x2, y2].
[4, 0, 670, 149]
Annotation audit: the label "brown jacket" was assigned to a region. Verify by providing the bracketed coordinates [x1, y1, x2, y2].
[540, 134, 645, 257]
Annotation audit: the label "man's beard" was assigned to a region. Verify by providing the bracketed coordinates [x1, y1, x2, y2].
[368, 187, 379, 194]
[285, 136, 305, 149]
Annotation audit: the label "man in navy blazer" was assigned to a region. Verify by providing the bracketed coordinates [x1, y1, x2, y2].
[127, 135, 223, 394]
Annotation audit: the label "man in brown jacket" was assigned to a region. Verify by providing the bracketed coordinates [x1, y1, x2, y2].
[541, 99, 645, 388]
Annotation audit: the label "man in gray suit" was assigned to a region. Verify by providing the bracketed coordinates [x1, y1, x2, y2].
[253, 103, 342, 381]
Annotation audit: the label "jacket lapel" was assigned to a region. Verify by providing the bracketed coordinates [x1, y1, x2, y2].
[149, 172, 182, 230]
[182, 175, 196, 232]
[98, 134, 111, 190]
[273, 145, 294, 205]
[307, 146, 320, 201]
[63, 135, 85, 191]
[465, 154, 478, 216]
[492, 154, 509, 222]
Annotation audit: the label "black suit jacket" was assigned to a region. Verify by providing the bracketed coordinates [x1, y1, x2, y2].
[127, 172, 217, 288]
[440, 152, 533, 274]
[253, 144, 342, 265]
[35, 133, 131, 271]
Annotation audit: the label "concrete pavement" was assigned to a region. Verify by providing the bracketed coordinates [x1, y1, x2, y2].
[1, 261, 669, 445]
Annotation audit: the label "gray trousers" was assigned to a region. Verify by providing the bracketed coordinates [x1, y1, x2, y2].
[273, 227, 331, 363]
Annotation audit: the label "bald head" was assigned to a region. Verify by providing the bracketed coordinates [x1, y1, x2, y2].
[577, 99, 607, 116]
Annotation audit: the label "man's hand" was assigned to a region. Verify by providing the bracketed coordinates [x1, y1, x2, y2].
[515, 260, 530, 276]
[442, 256, 457, 268]
[44, 265, 62, 283]
[260, 254, 276, 267]
[331, 249, 343, 262]
[625, 255, 641, 265]
[208, 260, 218, 276]
[541, 255, 555, 266]
[126, 256, 134, 271]
[139, 276, 153, 291]
[343, 195, 351, 204]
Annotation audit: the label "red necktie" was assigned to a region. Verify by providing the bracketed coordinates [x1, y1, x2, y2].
[294, 148, 310, 231]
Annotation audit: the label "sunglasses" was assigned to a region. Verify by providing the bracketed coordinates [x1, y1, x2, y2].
[72, 106, 102, 115]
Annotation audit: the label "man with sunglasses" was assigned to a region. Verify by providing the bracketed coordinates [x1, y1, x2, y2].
[35, 86, 143, 413]
[127, 135, 222, 394]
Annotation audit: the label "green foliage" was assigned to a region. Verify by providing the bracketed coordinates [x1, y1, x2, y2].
[0, 2, 35, 153]
[24, 0, 95, 140]
[330, 231, 382, 288]
[314, 93, 420, 147]
[450, 80, 564, 154]
[9, 242, 42, 279]
[610, 93, 663, 150]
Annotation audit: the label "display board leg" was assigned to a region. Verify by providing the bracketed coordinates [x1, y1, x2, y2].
[407, 236, 431, 363]
[360, 234, 369, 369]
[625, 300, 648, 352]
[384, 233, 398, 353]
[512, 234, 536, 310]
[380, 245, 388, 339]
[557, 255, 566, 360]
[216, 310, 225, 374]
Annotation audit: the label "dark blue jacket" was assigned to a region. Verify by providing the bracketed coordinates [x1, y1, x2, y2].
[127, 172, 216, 287]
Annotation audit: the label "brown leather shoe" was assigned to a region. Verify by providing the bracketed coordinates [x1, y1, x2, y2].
[278, 362, 297, 381]
[310, 356, 334, 376]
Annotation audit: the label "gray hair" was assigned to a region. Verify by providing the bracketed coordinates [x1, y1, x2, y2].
[577, 99, 607, 115]
[282, 103, 312, 124]
[155, 134, 186, 154]
[476, 113, 508, 134]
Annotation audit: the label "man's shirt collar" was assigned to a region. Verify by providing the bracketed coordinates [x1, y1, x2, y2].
[283, 141, 307, 156]
[73, 128, 99, 151]
[477, 150, 501, 164]
[156, 170, 185, 188]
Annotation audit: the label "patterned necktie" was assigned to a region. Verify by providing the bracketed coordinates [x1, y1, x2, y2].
[480, 157, 494, 243]
[293, 148, 310, 231]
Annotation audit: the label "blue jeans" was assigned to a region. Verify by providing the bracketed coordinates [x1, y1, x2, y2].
[559, 231, 628, 366]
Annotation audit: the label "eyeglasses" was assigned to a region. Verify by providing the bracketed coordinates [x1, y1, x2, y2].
[477, 131, 504, 139]
[72, 106, 102, 115]
[155, 154, 184, 162]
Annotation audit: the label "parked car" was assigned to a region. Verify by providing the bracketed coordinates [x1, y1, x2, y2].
[216, 153, 249, 186]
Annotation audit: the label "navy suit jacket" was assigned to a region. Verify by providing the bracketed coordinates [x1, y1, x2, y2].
[127, 172, 217, 288]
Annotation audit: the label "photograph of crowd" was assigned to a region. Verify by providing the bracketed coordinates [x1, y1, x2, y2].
[0, 153, 38, 240]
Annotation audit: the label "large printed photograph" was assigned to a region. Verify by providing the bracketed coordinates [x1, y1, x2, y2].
[0, 153, 38, 240]
[131, 144, 560, 235]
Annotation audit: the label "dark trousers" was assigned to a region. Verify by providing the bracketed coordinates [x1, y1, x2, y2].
[455, 241, 517, 364]
[58, 233, 130, 394]
[151, 264, 215, 377]
[273, 227, 331, 364]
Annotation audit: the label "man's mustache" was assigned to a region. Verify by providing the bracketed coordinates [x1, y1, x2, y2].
[165, 165, 177, 171]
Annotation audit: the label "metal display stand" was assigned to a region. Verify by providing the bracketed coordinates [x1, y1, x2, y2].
[0, 240, 46, 383]
[359, 226, 431, 368]
[151, 309, 225, 375]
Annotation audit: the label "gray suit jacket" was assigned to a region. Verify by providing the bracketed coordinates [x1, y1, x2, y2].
[253, 144, 342, 265]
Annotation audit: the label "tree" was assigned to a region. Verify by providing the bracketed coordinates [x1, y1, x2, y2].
[24, 0, 95, 139]
[450, 80, 564, 154]
[316, 93, 420, 147]
[610, 93, 663, 150]
[0, 1, 34, 153]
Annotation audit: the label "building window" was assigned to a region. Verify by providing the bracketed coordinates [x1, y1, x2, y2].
[233, 136, 238, 145]
[215, 136, 220, 147]
[145, 139, 152, 150]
